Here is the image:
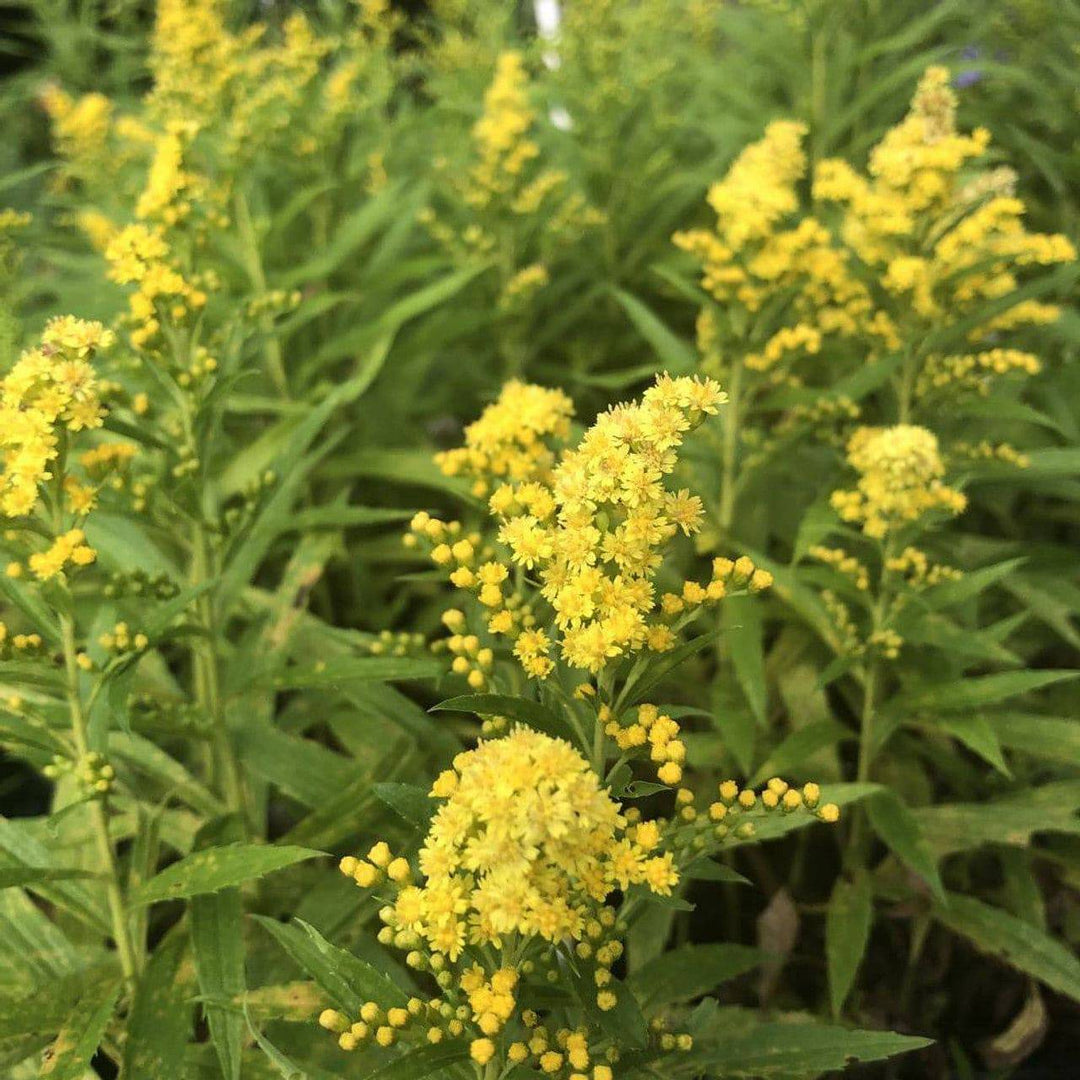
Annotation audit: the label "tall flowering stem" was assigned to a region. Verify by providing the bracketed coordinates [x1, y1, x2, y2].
[1, 318, 140, 982]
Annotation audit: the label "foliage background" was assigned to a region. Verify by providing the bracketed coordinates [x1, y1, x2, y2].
[0, 1, 1078, 1078]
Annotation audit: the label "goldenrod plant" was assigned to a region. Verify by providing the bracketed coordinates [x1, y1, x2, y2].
[1, 2, 1079, 1079]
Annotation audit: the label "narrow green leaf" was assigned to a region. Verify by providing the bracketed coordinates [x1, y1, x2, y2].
[826, 874, 873, 1018]
[131, 844, 322, 906]
[253, 916, 407, 1013]
[725, 595, 767, 726]
[920, 714, 1011, 777]
[882, 670, 1079, 716]
[247, 656, 443, 692]
[934, 893, 1080, 1003]
[39, 978, 120, 1079]
[124, 934, 192, 1080]
[431, 693, 569, 739]
[365, 1043, 471, 1079]
[0, 868, 97, 889]
[373, 782, 434, 828]
[629, 944, 763, 1009]
[867, 792, 945, 901]
[191, 889, 244, 1080]
[690, 1021, 932, 1076]
[750, 719, 852, 787]
[609, 286, 696, 373]
[986, 712, 1080, 768]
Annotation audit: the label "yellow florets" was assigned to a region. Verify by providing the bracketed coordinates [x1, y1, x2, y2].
[381, 727, 675, 959]
[831, 425, 966, 538]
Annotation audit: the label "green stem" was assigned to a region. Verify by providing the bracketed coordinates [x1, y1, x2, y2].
[718, 358, 743, 536]
[191, 518, 247, 828]
[59, 611, 139, 984]
[235, 192, 289, 398]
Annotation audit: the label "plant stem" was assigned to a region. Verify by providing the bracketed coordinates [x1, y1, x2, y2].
[235, 191, 289, 398]
[59, 611, 139, 984]
[191, 517, 247, 828]
[718, 358, 743, 537]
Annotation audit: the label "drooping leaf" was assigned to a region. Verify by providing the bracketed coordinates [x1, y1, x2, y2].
[191, 889, 245, 1080]
[431, 693, 569, 739]
[373, 782, 435, 828]
[725, 595, 767, 726]
[934, 893, 1080, 1003]
[826, 873, 873, 1018]
[253, 916, 407, 1014]
[866, 792, 946, 901]
[629, 944, 763, 1009]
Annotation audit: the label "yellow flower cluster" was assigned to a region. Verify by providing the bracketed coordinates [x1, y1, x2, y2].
[808, 546, 870, 591]
[916, 348, 1042, 400]
[434, 379, 574, 498]
[813, 66, 1075, 335]
[468, 51, 541, 208]
[674, 121, 891, 370]
[885, 547, 962, 589]
[830, 425, 966, 539]
[366, 728, 677, 961]
[417, 376, 775, 677]
[0, 317, 111, 517]
[105, 222, 209, 349]
[148, 0, 331, 162]
[0, 623, 44, 658]
[602, 703, 687, 786]
[27, 528, 96, 581]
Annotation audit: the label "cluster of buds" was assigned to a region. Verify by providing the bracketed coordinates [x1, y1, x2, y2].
[365, 630, 427, 657]
[339, 841, 411, 891]
[601, 702, 687, 786]
[953, 440, 1030, 468]
[0, 623, 44, 658]
[43, 750, 115, 796]
[245, 288, 302, 319]
[659, 555, 772, 618]
[431, 612, 495, 690]
[885, 547, 962, 589]
[101, 568, 180, 601]
[97, 621, 150, 655]
[221, 470, 277, 531]
[808, 545, 870, 591]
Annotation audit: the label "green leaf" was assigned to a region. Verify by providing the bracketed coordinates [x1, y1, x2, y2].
[373, 782, 434, 827]
[934, 893, 1080, 1003]
[882, 670, 1079, 717]
[364, 1043, 471, 1079]
[682, 858, 751, 885]
[246, 656, 443, 692]
[913, 782, 1080, 855]
[725, 595, 767, 726]
[750, 719, 852, 787]
[622, 629, 719, 707]
[986, 711, 1080, 768]
[609, 286, 696, 373]
[192, 889, 244, 1080]
[431, 693, 569, 739]
[123, 934, 192, 1080]
[0, 868, 97, 889]
[691, 1021, 932, 1076]
[866, 792, 945, 902]
[39, 977, 120, 1079]
[826, 874, 873, 1018]
[629, 944, 762, 1009]
[131, 844, 322, 906]
[918, 713, 1011, 777]
[921, 557, 1027, 609]
[253, 916, 407, 1014]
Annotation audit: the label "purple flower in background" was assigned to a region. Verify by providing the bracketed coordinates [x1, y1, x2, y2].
[954, 45, 983, 88]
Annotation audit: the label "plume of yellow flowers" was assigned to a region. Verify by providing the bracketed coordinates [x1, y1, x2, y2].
[830, 424, 966, 540]
[813, 66, 1075, 411]
[0, 317, 111, 518]
[322, 726, 837, 1073]
[674, 120, 894, 379]
[415, 374, 772, 678]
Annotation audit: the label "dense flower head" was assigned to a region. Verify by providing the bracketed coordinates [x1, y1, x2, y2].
[674, 122, 892, 375]
[0, 318, 111, 517]
[813, 66, 1075, 332]
[435, 380, 574, 497]
[831, 424, 966, 538]
[387, 727, 676, 959]
[418, 376, 774, 677]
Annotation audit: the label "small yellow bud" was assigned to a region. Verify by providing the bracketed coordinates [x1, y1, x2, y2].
[470, 1038, 495, 1065]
